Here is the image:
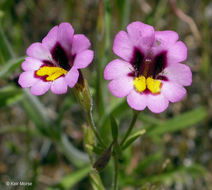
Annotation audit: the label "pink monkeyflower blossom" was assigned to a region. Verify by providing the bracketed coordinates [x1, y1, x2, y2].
[18, 23, 94, 95]
[104, 21, 192, 113]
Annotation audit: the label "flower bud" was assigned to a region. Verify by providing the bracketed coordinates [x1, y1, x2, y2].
[93, 143, 113, 172]
[74, 71, 92, 112]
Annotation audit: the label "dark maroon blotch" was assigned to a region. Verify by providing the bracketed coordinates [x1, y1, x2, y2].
[152, 51, 167, 78]
[156, 75, 168, 81]
[51, 42, 71, 71]
[130, 48, 145, 77]
[43, 60, 54, 66]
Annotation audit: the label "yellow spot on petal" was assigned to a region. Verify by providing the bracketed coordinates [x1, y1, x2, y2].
[36, 66, 67, 81]
[146, 77, 161, 94]
[133, 76, 146, 93]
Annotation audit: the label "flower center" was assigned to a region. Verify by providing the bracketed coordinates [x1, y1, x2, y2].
[130, 48, 167, 79]
[133, 76, 161, 94]
[35, 66, 67, 81]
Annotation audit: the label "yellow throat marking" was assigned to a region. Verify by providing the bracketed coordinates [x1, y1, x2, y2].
[133, 76, 161, 94]
[36, 66, 67, 81]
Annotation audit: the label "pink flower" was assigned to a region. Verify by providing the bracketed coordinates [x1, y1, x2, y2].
[18, 23, 94, 96]
[104, 21, 192, 113]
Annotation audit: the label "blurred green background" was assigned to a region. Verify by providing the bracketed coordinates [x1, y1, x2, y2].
[0, 0, 212, 189]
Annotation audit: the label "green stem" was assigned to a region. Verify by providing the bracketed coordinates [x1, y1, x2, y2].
[87, 109, 107, 148]
[120, 111, 139, 147]
[113, 153, 119, 190]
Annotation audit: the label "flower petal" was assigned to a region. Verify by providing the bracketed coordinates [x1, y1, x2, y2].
[30, 80, 51, 96]
[167, 41, 187, 63]
[18, 71, 38, 88]
[21, 57, 43, 71]
[113, 31, 134, 61]
[104, 59, 133, 80]
[73, 50, 94, 69]
[51, 77, 68, 94]
[64, 68, 79, 88]
[127, 90, 147, 111]
[26, 42, 51, 60]
[58, 23, 74, 54]
[71, 34, 91, 55]
[42, 26, 58, 51]
[126, 21, 155, 52]
[162, 81, 186, 103]
[108, 76, 133, 98]
[147, 94, 169, 113]
[163, 63, 192, 86]
[155, 31, 179, 46]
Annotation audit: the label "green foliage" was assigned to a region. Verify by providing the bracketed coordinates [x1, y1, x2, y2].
[148, 107, 207, 136]
[110, 114, 119, 141]
[0, 26, 15, 62]
[0, 56, 25, 78]
[123, 164, 206, 187]
[0, 86, 23, 108]
[46, 165, 91, 190]
[0, 1, 211, 190]
[122, 129, 146, 150]
[89, 170, 105, 190]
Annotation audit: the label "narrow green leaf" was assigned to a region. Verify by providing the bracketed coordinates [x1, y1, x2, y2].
[122, 129, 146, 150]
[115, 0, 130, 29]
[46, 165, 91, 190]
[148, 107, 207, 136]
[110, 114, 118, 141]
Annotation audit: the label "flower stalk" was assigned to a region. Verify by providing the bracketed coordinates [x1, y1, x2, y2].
[113, 152, 119, 190]
[120, 111, 139, 147]
[74, 71, 106, 148]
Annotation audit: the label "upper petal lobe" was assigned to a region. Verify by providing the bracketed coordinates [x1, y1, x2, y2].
[113, 31, 134, 61]
[163, 63, 192, 86]
[155, 31, 179, 46]
[26, 42, 51, 60]
[127, 21, 155, 52]
[167, 41, 187, 64]
[21, 57, 43, 71]
[71, 34, 91, 55]
[73, 50, 94, 69]
[42, 26, 59, 51]
[58, 23, 74, 55]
